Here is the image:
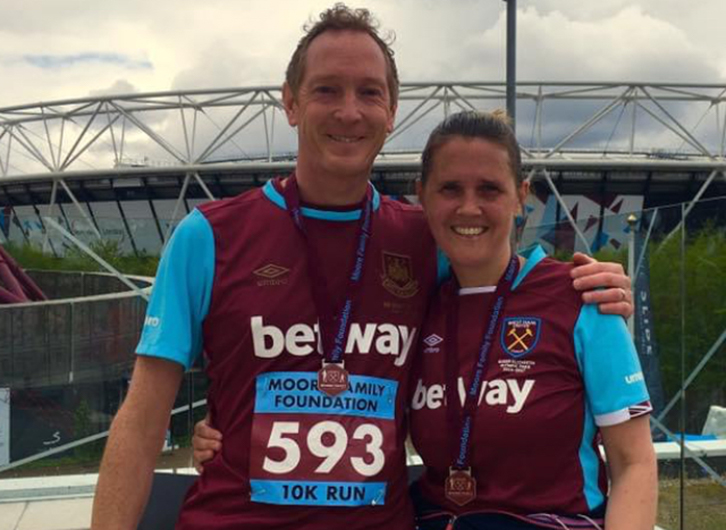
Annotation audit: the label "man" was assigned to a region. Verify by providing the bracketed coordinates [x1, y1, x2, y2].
[91, 5, 632, 530]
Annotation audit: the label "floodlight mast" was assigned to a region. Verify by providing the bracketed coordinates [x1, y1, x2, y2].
[504, 0, 517, 131]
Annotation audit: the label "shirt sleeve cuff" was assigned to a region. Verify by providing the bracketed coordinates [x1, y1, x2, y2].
[594, 400, 653, 427]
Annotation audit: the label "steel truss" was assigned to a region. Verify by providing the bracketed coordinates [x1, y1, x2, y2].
[1, 82, 725, 245]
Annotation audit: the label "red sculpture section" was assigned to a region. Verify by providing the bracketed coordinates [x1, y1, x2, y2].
[0, 245, 47, 304]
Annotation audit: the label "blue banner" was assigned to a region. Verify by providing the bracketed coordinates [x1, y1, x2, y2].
[633, 220, 666, 418]
[250, 479, 386, 507]
[255, 372, 397, 420]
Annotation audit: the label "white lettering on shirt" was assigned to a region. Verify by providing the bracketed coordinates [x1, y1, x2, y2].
[411, 377, 535, 414]
[250, 316, 416, 367]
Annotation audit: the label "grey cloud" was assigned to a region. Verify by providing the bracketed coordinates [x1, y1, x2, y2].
[23, 53, 152, 70]
[0, 1, 159, 33]
[171, 41, 285, 91]
[514, 7, 718, 82]
[89, 79, 140, 97]
[410, 5, 721, 85]
[523, 1, 634, 20]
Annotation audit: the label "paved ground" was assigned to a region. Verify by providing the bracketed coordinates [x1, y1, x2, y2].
[0, 496, 671, 530]
[0, 470, 675, 530]
[0, 497, 93, 530]
[1, 441, 719, 529]
[0, 469, 195, 530]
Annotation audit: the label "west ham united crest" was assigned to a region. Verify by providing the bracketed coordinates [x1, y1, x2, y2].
[381, 252, 419, 298]
[501, 317, 541, 358]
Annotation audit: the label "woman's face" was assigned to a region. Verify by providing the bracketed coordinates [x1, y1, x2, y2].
[417, 136, 528, 284]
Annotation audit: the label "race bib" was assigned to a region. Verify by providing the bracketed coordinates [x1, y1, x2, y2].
[249, 372, 398, 507]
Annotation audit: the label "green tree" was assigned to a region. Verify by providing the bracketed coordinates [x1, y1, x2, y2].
[650, 225, 726, 432]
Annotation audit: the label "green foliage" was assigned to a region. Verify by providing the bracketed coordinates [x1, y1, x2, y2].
[3, 240, 159, 276]
[592, 247, 627, 268]
[649, 224, 726, 431]
[72, 399, 97, 460]
[550, 248, 574, 263]
[543, 247, 627, 266]
[73, 399, 93, 439]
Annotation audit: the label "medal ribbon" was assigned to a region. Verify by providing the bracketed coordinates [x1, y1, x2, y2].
[445, 255, 519, 470]
[281, 174, 373, 363]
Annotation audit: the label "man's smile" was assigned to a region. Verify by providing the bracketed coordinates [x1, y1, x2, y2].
[328, 134, 365, 143]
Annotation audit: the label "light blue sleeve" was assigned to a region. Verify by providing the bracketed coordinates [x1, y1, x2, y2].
[135, 209, 214, 370]
[574, 305, 651, 425]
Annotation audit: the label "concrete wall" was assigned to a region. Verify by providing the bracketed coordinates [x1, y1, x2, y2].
[0, 271, 152, 389]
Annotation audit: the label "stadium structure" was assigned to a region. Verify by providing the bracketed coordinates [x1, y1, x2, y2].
[1, 82, 725, 488]
[1, 82, 725, 255]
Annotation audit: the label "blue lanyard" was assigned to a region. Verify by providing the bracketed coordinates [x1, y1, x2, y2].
[445, 255, 519, 469]
[281, 174, 373, 363]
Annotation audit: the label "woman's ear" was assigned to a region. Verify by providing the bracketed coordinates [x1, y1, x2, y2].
[415, 179, 424, 207]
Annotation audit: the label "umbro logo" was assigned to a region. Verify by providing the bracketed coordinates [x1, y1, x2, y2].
[423, 334, 443, 353]
[253, 264, 290, 286]
[254, 264, 289, 279]
[423, 334, 443, 347]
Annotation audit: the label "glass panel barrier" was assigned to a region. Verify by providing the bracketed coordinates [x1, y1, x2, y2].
[1, 200, 724, 530]
[520, 197, 726, 530]
[680, 198, 726, 530]
[0, 216, 204, 483]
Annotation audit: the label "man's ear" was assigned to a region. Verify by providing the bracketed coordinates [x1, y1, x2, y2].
[386, 102, 398, 134]
[282, 82, 298, 127]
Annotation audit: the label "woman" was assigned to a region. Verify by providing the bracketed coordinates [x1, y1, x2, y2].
[193, 111, 657, 530]
[408, 110, 656, 530]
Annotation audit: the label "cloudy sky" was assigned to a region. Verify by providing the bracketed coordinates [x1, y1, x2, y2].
[0, 0, 724, 107]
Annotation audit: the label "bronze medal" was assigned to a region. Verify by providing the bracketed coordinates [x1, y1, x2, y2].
[318, 362, 349, 396]
[444, 468, 476, 507]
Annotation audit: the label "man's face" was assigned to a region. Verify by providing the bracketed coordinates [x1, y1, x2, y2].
[283, 30, 397, 187]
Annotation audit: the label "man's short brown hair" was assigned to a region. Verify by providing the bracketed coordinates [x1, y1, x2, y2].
[285, 3, 399, 106]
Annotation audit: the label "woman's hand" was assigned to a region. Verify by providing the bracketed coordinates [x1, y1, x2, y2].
[192, 414, 223, 473]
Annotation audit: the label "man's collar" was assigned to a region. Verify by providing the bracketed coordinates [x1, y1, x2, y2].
[262, 178, 381, 221]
